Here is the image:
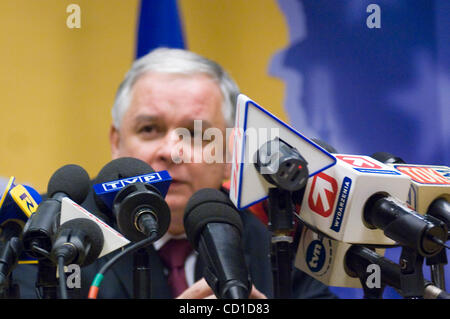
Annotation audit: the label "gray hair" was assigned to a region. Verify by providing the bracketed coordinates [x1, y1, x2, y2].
[111, 47, 240, 129]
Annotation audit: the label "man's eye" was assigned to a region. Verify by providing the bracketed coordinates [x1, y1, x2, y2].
[138, 125, 156, 135]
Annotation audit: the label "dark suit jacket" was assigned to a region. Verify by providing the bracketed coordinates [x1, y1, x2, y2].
[77, 205, 276, 299]
[11, 189, 337, 299]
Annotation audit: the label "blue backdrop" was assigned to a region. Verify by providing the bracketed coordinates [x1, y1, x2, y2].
[269, 0, 449, 299]
[135, 0, 450, 299]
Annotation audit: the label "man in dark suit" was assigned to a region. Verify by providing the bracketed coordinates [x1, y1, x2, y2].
[12, 48, 336, 299]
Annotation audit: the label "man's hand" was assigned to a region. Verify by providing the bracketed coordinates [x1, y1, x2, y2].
[176, 278, 267, 299]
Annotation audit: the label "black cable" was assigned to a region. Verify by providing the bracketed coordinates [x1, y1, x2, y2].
[88, 230, 158, 298]
[31, 244, 50, 259]
[58, 256, 68, 299]
[100, 232, 157, 275]
[35, 285, 42, 299]
[31, 244, 53, 299]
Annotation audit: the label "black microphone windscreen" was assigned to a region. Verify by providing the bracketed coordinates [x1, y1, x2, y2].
[47, 164, 91, 203]
[81, 184, 113, 224]
[184, 188, 243, 249]
[371, 152, 406, 164]
[93, 157, 155, 215]
[59, 218, 104, 266]
[311, 138, 338, 153]
[94, 157, 155, 184]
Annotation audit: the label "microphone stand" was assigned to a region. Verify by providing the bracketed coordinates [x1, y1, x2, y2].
[0, 229, 23, 298]
[398, 247, 425, 299]
[347, 257, 386, 299]
[426, 249, 447, 290]
[36, 259, 58, 299]
[267, 187, 294, 299]
[0, 273, 20, 298]
[346, 245, 429, 299]
[133, 248, 151, 299]
[254, 137, 309, 299]
[426, 198, 450, 289]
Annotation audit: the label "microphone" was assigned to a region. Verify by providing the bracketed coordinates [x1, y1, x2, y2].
[92, 157, 171, 217]
[0, 222, 23, 291]
[50, 218, 104, 267]
[371, 152, 406, 165]
[0, 179, 42, 295]
[22, 164, 91, 259]
[59, 197, 130, 258]
[88, 157, 172, 299]
[345, 244, 450, 299]
[295, 226, 364, 289]
[295, 226, 449, 298]
[50, 218, 104, 299]
[297, 154, 448, 256]
[428, 199, 450, 234]
[371, 152, 450, 288]
[92, 157, 171, 242]
[184, 188, 251, 299]
[0, 178, 42, 221]
[310, 138, 338, 154]
[371, 152, 450, 220]
[229, 94, 337, 210]
[254, 137, 309, 192]
[363, 194, 447, 258]
[293, 151, 448, 296]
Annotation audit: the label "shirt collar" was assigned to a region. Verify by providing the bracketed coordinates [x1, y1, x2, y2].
[153, 232, 187, 251]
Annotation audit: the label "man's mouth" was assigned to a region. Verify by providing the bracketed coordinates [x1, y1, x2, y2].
[169, 179, 186, 188]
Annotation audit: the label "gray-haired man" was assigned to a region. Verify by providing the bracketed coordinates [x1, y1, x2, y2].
[13, 48, 336, 299]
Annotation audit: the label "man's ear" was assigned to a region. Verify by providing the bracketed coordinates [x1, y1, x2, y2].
[109, 124, 120, 159]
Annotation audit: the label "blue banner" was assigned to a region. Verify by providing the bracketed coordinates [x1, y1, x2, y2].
[270, 0, 450, 299]
[136, 0, 185, 59]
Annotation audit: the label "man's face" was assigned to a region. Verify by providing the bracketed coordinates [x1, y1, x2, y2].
[110, 72, 230, 235]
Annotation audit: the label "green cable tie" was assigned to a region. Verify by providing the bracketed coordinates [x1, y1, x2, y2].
[92, 273, 104, 287]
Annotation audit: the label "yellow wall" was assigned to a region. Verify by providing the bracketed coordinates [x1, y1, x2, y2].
[179, 0, 288, 122]
[0, 0, 288, 193]
[0, 0, 139, 192]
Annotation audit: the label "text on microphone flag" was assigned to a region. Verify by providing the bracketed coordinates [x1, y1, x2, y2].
[336, 155, 382, 169]
[395, 165, 450, 185]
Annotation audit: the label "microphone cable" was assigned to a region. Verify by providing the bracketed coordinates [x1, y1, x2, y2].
[31, 244, 50, 259]
[57, 256, 68, 299]
[87, 229, 158, 299]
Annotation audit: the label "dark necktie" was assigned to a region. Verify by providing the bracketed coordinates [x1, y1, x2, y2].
[158, 238, 193, 298]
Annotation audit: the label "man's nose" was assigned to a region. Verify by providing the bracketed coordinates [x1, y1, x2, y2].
[154, 130, 185, 166]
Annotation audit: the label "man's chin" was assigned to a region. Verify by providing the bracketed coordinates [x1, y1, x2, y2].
[167, 223, 186, 236]
[165, 193, 190, 211]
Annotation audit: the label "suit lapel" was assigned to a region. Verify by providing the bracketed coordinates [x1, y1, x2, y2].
[96, 245, 173, 298]
[148, 245, 173, 298]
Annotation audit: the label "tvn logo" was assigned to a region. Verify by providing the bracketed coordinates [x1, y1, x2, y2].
[101, 173, 162, 192]
[306, 240, 326, 273]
